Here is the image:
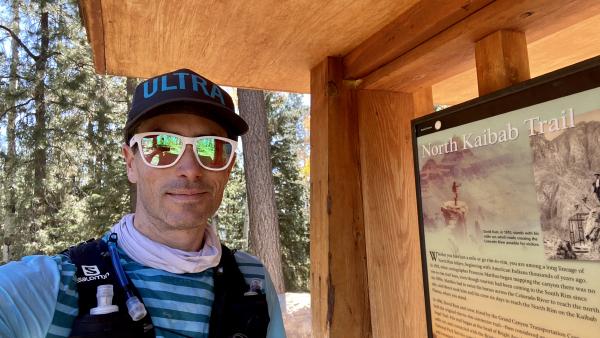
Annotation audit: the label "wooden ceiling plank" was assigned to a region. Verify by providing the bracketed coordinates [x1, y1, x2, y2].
[343, 0, 493, 80]
[358, 0, 600, 92]
[78, 0, 106, 74]
[94, 0, 421, 92]
[80, 0, 600, 93]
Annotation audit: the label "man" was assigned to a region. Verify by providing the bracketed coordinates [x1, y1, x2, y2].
[0, 69, 286, 338]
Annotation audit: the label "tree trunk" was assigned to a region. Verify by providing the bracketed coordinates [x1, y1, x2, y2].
[126, 77, 137, 212]
[2, 0, 20, 263]
[243, 198, 250, 250]
[237, 88, 285, 294]
[32, 0, 49, 221]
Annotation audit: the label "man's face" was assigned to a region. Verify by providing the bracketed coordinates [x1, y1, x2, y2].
[122, 111, 235, 231]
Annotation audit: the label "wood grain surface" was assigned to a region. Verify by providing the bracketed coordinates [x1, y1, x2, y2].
[344, 0, 492, 80]
[357, 88, 433, 337]
[79, 0, 419, 92]
[310, 57, 329, 338]
[78, 0, 105, 73]
[78, 0, 600, 104]
[433, 13, 600, 105]
[475, 30, 530, 96]
[359, 0, 600, 92]
[310, 57, 371, 338]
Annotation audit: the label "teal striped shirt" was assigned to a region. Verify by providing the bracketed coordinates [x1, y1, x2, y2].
[0, 246, 285, 338]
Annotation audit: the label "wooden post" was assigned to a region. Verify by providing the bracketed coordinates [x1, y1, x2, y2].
[357, 88, 433, 337]
[310, 57, 372, 338]
[475, 30, 530, 96]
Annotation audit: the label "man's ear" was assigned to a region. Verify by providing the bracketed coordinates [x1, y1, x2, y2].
[122, 144, 138, 184]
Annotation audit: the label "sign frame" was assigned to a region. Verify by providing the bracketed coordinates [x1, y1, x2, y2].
[411, 55, 600, 338]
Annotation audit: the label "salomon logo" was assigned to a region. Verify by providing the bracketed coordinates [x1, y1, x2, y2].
[77, 265, 109, 283]
[232, 334, 248, 338]
[82, 265, 100, 276]
[77, 272, 109, 283]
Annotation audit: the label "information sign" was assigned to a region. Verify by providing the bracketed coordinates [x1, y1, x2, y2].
[413, 56, 600, 338]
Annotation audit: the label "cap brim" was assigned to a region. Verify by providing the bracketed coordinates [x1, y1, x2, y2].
[124, 97, 248, 138]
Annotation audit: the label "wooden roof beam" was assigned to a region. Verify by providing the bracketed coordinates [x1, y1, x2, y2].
[343, 0, 493, 80]
[79, 0, 106, 74]
[354, 0, 600, 93]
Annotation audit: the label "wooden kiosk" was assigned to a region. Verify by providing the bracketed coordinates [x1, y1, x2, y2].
[79, 1, 600, 336]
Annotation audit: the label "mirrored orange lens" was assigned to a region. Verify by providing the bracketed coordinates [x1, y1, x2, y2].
[196, 138, 233, 169]
[140, 134, 183, 166]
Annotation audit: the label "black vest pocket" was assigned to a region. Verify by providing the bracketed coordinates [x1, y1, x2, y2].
[225, 294, 270, 338]
[69, 312, 153, 338]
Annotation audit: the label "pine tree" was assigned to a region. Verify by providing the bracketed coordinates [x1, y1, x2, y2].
[266, 92, 310, 291]
[0, 0, 131, 258]
[238, 88, 286, 294]
[1, 0, 21, 262]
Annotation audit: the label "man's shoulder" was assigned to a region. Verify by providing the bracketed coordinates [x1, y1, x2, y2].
[231, 250, 268, 283]
[0, 255, 76, 338]
[232, 249, 263, 266]
[1, 254, 74, 274]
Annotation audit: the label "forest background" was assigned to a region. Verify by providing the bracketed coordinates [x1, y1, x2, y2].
[0, 0, 311, 292]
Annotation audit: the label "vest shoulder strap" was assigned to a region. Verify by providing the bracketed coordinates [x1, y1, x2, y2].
[62, 238, 118, 312]
[62, 238, 154, 338]
[209, 244, 270, 338]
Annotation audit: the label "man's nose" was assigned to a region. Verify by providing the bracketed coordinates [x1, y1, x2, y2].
[175, 144, 205, 177]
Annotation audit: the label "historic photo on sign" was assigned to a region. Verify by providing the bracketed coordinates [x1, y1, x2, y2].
[531, 109, 600, 261]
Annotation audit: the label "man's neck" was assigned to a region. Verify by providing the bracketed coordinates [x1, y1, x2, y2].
[132, 212, 207, 252]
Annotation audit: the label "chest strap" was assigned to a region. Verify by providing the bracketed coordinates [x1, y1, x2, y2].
[63, 239, 270, 337]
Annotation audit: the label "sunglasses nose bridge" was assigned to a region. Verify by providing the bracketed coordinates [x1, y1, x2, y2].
[173, 143, 206, 171]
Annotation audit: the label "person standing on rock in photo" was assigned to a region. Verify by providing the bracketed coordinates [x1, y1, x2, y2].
[452, 181, 461, 206]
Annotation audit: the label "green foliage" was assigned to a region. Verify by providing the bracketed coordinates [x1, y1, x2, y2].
[0, 0, 131, 259]
[266, 92, 310, 292]
[218, 159, 248, 250]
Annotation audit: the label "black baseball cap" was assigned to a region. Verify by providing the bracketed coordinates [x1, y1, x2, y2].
[124, 68, 248, 141]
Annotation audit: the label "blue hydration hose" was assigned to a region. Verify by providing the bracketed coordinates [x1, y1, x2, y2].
[107, 233, 148, 321]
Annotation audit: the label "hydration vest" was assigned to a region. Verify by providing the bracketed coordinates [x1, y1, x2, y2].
[61, 238, 270, 338]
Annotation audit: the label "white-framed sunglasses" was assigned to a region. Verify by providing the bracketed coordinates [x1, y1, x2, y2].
[129, 132, 237, 171]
